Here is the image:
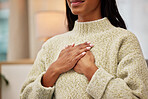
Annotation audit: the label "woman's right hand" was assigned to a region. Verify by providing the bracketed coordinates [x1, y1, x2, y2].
[42, 42, 94, 87]
[55, 41, 94, 74]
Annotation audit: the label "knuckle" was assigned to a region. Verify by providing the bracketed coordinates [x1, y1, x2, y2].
[67, 48, 71, 52]
[75, 45, 80, 50]
[75, 51, 80, 55]
[78, 45, 83, 49]
[77, 44, 81, 47]
[68, 51, 74, 56]
[67, 58, 71, 62]
[84, 42, 88, 45]
[67, 51, 71, 56]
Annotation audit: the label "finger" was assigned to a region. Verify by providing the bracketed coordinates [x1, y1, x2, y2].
[74, 46, 92, 56]
[73, 44, 93, 55]
[65, 45, 69, 48]
[72, 43, 75, 47]
[72, 42, 93, 56]
[75, 42, 93, 49]
[73, 52, 86, 62]
[87, 41, 91, 44]
[65, 44, 73, 49]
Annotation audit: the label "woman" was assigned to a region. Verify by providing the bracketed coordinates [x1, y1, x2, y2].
[20, 0, 148, 99]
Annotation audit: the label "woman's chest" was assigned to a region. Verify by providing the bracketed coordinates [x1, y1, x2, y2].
[45, 34, 113, 72]
[45, 34, 118, 98]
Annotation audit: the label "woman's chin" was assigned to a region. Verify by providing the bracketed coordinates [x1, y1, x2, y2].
[71, 10, 82, 15]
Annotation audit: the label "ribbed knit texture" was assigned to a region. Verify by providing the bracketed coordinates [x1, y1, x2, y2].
[20, 17, 148, 99]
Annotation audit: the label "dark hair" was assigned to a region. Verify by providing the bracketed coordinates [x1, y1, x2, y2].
[66, 0, 127, 31]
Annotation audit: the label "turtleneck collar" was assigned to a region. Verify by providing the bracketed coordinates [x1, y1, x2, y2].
[72, 17, 114, 35]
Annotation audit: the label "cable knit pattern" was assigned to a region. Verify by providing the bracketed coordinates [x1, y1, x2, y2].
[20, 17, 148, 99]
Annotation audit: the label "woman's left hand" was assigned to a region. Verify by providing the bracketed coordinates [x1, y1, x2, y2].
[73, 50, 98, 81]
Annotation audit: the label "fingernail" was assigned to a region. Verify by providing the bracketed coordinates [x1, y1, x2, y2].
[72, 43, 75, 47]
[81, 52, 86, 55]
[90, 44, 94, 47]
[86, 47, 91, 50]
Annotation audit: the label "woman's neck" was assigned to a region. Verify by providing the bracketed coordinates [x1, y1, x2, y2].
[78, 15, 102, 22]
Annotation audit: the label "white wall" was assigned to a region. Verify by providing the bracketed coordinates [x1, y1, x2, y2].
[1, 64, 32, 99]
[117, 0, 148, 59]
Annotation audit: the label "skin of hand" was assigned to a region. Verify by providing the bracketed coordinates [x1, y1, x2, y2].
[73, 50, 98, 81]
[42, 42, 93, 87]
[55, 42, 94, 74]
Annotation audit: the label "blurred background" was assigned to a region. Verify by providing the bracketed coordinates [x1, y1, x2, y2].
[0, 0, 148, 99]
[0, 0, 148, 61]
[0, 0, 67, 62]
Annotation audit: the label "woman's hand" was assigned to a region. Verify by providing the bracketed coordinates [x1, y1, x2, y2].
[73, 50, 98, 81]
[55, 42, 93, 74]
[42, 42, 93, 87]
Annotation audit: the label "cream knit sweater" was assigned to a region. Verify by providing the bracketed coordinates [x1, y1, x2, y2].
[20, 17, 148, 99]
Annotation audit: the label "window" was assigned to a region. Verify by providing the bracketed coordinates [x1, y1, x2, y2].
[0, 0, 9, 61]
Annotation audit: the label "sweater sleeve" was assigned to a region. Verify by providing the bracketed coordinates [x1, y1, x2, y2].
[86, 33, 148, 99]
[20, 40, 55, 99]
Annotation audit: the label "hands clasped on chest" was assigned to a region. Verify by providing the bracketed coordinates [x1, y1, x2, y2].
[42, 42, 98, 87]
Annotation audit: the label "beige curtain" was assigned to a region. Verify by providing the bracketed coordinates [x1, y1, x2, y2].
[7, 0, 29, 61]
[7, 0, 66, 61]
